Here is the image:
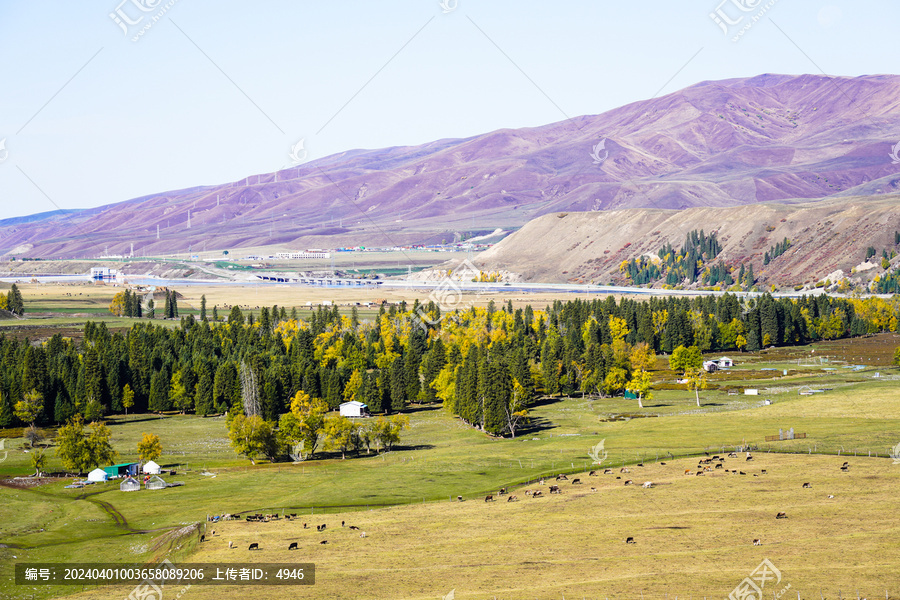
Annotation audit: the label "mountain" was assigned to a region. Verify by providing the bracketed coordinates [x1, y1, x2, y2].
[3, 73, 900, 258]
[469, 195, 900, 288]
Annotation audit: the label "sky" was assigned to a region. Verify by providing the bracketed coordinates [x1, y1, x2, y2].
[0, 0, 896, 220]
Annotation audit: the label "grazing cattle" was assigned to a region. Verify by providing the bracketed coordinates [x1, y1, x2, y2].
[228, 541, 234, 549]
[588, 470, 598, 476]
[637, 463, 644, 467]
[499, 487, 507, 495]
[746, 455, 753, 461]
[303, 523, 308, 529]
[827, 495, 834, 499]
[604, 469, 613, 474]
[342, 521, 345, 527]
[739, 471, 746, 475]
[842, 461, 849, 467]
[840, 465, 849, 472]
[549, 485, 561, 494]
[695, 471, 704, 476]
[761, 469, 767, 474]
[458, 496, 464, 502]
[642, 481, 653, 488]
[539, 479, 545, 486]
[753, 539, 761, 546]
[590, 487, 597, 492]
[524, 490, 532, 496]
[484, 495, 494, 502]
[290, 513, 297, 518]
[620, 468, 630, 473]
[200, 535, 205, 543]
[625, 537, 636, 544]
[248, 543, 259, 550]
[211, 530, 216, 536]
[349, 525, 360, 530]
[802, 482, 812, 489]
[360, 532, 367, 538]
[715, 463, 724, 469]
[616, 476, 621, 480]
[728, 452, 738, 458]
[776, 512, 787, 519]
[532, 490, 543, 497]
[320, 540, 328, 544]
[660, 462, 667, 465]
[556, 474, 569, 481]
[684, 470, 694, 476]
[572, 478, 582, 485]
[507, 495, 518, 502]
[624, 480, 633, 485]
[288, 542, 298, 550]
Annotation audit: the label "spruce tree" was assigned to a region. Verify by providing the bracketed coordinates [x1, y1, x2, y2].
[200, 295, 207, 321]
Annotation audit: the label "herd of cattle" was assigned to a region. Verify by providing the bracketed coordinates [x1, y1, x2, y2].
[204, 454, 852, 550]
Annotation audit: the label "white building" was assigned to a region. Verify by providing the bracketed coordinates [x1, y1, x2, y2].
[717, 357, 734, 368]
[274, 251, 331, 259]
[339, 400, 369, 418]
[142, 460, 161, 475]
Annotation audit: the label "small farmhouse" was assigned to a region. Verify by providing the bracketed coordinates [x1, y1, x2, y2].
[104, 463, 139, 478]
[339, 400, 369, 418]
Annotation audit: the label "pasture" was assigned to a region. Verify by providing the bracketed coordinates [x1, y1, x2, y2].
[1, 323, 900, 598]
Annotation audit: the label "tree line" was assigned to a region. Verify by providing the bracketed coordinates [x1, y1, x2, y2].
[0, 292, 894, 442]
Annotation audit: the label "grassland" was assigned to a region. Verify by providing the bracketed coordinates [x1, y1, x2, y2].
[2, 288, 900, 599]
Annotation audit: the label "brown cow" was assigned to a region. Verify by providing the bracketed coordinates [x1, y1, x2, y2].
[484, 495, 494, 502]
[572, 478, 582, 485]
[620, 467, 630, 473]
[507, 495, 518, 502]
[532, 490, 543, 498]
[753, 539, 761, 546]
[588, 470, 598, 476]
[604, 469, 613, 474]
[776, 512, 787, 519]
[320, 540, 328, 544]
[349, 525, 360, 530]
[556, 474, 569, 481]
[624, 479, 633, 485]
[715, 463, 724, 469]
[549, 485, 561, 494]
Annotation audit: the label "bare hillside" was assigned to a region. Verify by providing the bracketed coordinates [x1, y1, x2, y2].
[472, 196, 900, 288]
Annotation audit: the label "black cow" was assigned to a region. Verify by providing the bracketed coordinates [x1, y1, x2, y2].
[625, 537, 635, 544]
[248, 542, 259, 550]
[288, 542, 298, 550]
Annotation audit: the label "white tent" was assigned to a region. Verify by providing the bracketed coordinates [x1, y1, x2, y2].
[120, 476, 140, 492]
[87, 468, 108, 482]
[142, 460, 161, 475]
[339, 400, 369, 418]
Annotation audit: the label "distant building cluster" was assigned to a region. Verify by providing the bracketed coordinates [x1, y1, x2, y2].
[273, 250, 331, 259]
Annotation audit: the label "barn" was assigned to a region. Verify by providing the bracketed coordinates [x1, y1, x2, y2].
[87, 468, 108, 482]
[339, 400, 369, 418]
[142, 460, 161, 475]
[145, 476, 166, 490]
[120, 476, 140, 492]
[104, 462, 139, 478]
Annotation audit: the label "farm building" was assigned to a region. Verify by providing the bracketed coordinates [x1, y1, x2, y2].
[703, 360, 719, 373]
[87, 468, 108, 482]
[718, 357, 734, 368]
[120, 477, 140, 492]
[142, 460, 161, 475]
[339, 400, 369, 418]
[145, 476, 166, 490]
[104, 462, 139, 478]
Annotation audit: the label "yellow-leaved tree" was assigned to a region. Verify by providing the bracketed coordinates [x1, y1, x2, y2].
[137, 432, 162, 462]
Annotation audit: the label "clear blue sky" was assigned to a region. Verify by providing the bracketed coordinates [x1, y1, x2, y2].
[0, 0, 894, 219]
